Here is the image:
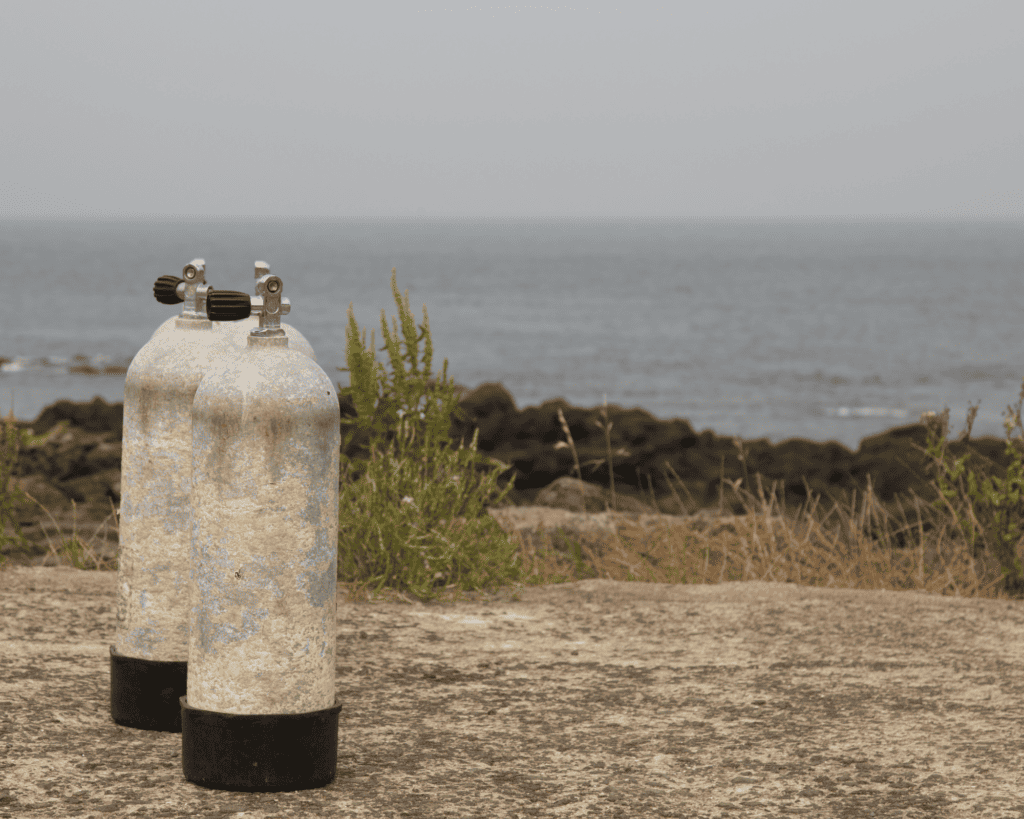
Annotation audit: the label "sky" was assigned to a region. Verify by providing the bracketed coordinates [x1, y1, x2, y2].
[1, 1, 1022, 220]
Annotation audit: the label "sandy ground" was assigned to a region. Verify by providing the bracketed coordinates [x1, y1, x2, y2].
[2, 565, 1024, 818]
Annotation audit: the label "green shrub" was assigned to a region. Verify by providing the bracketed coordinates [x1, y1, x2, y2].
[337, 267, 477, 471]
[925, 383, 1024, 596]
[0, 412, 32, 564]
[336, 268, 521, 600]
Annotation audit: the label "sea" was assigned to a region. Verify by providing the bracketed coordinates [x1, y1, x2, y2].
[1, 218, 1022, 450]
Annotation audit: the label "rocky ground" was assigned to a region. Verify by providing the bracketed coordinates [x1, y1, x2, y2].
[3, 567, 1024, 818]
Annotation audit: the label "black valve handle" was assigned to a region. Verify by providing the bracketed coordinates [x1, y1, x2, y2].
[154, 276, 185, 305]
[207, 290, 253, 321]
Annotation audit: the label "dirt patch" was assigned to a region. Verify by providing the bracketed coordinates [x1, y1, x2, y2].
[2, 566, 1024, 818]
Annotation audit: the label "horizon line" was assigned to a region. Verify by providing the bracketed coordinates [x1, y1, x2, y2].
[1, 214, 1021, 226]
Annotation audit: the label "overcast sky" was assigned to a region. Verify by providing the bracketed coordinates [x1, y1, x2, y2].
[1, 1, 1021, 220]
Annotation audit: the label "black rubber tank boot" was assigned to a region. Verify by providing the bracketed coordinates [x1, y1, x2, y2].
[180, 697, 343, 792]
[109, 646, 187, 733]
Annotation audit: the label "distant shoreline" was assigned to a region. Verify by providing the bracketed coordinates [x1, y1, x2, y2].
[8, 392, 1012, 509]
[3, 392, 1001, 450]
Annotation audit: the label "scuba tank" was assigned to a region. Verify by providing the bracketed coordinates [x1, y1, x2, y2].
[182, 270, 341, 791]
[111, 259, 249, 733]
[150, 260, 317, 361]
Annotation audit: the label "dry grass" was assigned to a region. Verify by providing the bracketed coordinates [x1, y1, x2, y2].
[6, 479, 1019, 600]
[2, 492, 120, 570]
[512, 474, 1019, 599]
[4, 455, 1020, 600]
[509, 401, 1024, 600]
[3, 412, 1021, 600]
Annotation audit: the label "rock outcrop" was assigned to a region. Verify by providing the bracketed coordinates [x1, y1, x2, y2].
[32, 397, 124, 438]
[534, 476, 655, 515]
[451, 382, 1010, 510]
[2, 399, 125, 560]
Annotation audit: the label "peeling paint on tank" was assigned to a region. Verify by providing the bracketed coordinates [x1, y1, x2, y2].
[191, 539, 291, 655]
[201, 607, 271, 650]
[114, 525, 191, 657]
[159, 498, 190, 535]
[296, 539, 337, 609]
[122, 627, 163, 654]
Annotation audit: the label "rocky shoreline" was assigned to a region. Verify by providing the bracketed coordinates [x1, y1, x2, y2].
[1, 388, 1009, 566]
[448, 383, 1013, 506]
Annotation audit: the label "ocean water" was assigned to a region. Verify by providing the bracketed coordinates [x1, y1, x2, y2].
[1, 218, 1022, 449]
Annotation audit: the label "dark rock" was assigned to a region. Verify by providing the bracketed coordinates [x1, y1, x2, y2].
[18, 426, 116, 483]
[962, 435, 1009, 467]
[48, 428, 90, 467]
[455, 382, 518, 451]
[80, 439, 122, 474]
[534, 476, 656, 514]
[510, 400, 568, 446]
[851, 423, 932, 500]
[848, 423, 1012, 502]
[32, 397, 123, 438]
[455, 392, 703, 497]
[58, 468, 121, 505]
[743, 438, 856, 499]
[536, 476, 609, 512]
[452, 385, 985, 509]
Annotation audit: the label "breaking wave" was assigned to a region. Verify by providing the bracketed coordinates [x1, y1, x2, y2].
[825, 407, 909, 419]
[0, 354, 131, 376]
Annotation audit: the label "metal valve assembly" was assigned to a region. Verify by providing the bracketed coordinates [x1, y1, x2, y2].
[150, 261, 317, 360]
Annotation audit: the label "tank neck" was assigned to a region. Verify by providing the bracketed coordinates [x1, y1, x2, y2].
[247, 334, 289, 348]
[175, 315, 213, 330]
